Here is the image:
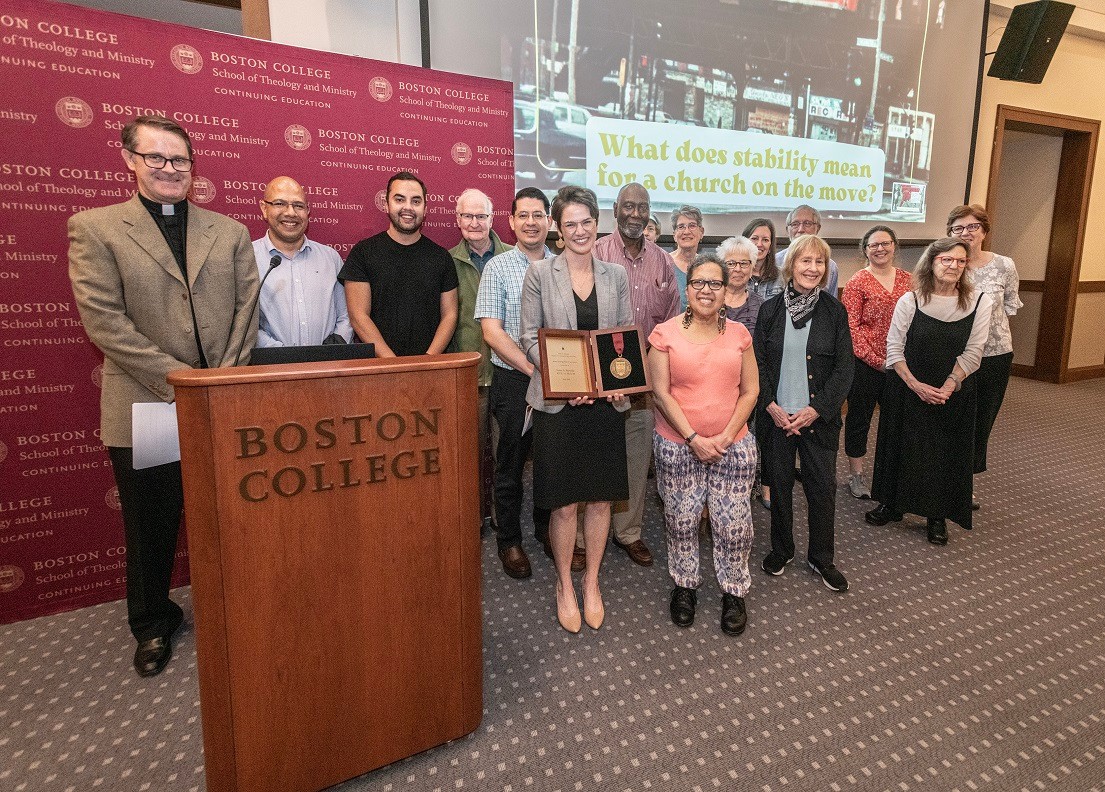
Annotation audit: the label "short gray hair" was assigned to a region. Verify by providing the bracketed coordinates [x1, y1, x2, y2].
[785, 204, 822, 227]
[456, 188, 492, 214]
[670, 205, 703, 231]
[716, 236, 757, 265]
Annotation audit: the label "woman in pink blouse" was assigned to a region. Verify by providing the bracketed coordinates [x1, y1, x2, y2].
[649, 254, 760, 636]
[840, 226, 913, 499]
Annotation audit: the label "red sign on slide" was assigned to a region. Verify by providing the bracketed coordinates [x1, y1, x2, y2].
[0, 0, 514, 623]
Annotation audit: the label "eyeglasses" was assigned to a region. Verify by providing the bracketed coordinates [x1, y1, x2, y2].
[514, 211, 547, 222]
[725, 259, 753, 269]
[866, 241, 894, 250]
[127, 150, 193, 172]
[559, 218, 596, 233]
[935, 255, 968, 267]
[689, 278, 724, 291]
[788, 220, 819, 231]
[262, 199, 309, 213]
[675, 222, 701, 232]
[949, 222, 983, 235]
[459, 213, 491, 223]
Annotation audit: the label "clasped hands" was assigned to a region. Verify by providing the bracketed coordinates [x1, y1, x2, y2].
[767, 402, 819, 436]
[908, 377, 957, 405]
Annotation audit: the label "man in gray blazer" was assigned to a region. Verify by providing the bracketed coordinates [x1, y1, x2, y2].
[68, 115, 258, 677]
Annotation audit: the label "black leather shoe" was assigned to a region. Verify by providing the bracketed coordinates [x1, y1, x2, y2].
[927, 518, 949, 545]
[134, 636, 172, 677]
[670, 586, 697, 627]
[498, 545, 533, 579]
[721, 593, 747, 636]
[865, 504, 904, 526]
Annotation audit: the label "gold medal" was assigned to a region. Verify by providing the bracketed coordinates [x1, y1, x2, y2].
[610, 356, 632, 379]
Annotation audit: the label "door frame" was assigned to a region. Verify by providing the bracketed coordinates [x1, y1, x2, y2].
[985, 105, 1099, 383]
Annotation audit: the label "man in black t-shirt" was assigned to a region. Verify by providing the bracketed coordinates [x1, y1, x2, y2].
[339, 171, 459, 356]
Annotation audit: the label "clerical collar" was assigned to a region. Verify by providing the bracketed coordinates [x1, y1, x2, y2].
[138, 193, 189, 217]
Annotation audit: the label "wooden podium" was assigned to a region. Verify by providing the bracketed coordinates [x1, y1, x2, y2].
[168, 353, 483, 792]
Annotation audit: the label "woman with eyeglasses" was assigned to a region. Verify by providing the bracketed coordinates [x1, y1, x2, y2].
[719, 236, 765, 336]
[520, 185, 632, 634]
[742, 218, 782, 302]
[644, 214, 662, 245]
[649, 254, 759, 635]
[839, 226, 912, 500]
[866, 238, 993, 545]
[946, 204, 1022, 508]
[670, 206, 705, 310]
[754, 236, 854, 592]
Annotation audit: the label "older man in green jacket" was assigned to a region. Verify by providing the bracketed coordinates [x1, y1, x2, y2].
[449, 188, 512, 534]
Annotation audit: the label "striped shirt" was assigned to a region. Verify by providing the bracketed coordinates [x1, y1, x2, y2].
[593, 233, 680, 345]
[474, 246, 553, 370]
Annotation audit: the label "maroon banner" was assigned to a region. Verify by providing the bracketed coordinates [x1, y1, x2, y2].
[0, 0, 514, 623]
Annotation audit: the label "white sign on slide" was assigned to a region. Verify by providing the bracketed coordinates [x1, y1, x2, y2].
[586, 118, 885, 212]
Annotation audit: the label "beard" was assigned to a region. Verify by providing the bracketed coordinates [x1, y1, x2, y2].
[389, 210, 424, 235]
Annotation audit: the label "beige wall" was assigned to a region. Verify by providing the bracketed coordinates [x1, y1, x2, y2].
[972, 10, 1105, 282]
[972, 6, 1105, 374]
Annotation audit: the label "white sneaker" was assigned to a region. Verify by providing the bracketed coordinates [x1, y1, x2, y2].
[847, 474, 870, 499]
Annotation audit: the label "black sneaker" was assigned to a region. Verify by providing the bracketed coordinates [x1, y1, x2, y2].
[721, 593, 747, 636]
[670, 586, 697, 627]
[761, 552, 793, 576]
[808, 561, 849, 592]
[864, 504, 904, 526]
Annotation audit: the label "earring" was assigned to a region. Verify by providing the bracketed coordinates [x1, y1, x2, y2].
[681, 305, 693, 328]
[555, 237, 565, 250]
[718, 308, 726, 332]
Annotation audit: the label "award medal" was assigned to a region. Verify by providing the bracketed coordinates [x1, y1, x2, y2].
[609, 332, 632, 380]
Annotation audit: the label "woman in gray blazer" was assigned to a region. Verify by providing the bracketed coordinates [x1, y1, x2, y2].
[519, 186, 633, 634]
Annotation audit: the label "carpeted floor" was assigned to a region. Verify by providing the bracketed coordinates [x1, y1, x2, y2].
[3, 377, 1104, 792]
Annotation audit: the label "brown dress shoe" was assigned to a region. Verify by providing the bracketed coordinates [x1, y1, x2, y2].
[570, 546, 586, 572]
[614, 538, 654, 566]
[498, 545, 532, 579]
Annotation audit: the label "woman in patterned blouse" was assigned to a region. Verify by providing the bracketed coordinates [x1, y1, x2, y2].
[840, 226, 913, 500]
[947, 204, 1022, 506]
[719, 236, 765, 336]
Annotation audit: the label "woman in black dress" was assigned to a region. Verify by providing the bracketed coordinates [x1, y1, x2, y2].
[519, 186, 633, 633]
[866, 237, 993, 544]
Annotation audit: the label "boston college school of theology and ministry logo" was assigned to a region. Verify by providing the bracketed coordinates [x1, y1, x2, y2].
[170, 44, 203, 74]
[55, 97, 93, 128]
[369, 76, 393, 103]
[189, 176, 216, 204]
[284, 125, 312, 150]
[451, 142, 472, 166]
[374, 190, 388, 213]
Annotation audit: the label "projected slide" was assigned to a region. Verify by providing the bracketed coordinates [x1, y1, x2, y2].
[498, 0, 974, 227]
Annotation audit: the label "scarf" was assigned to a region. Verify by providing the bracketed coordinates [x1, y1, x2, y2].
[783, 280, 820, 329]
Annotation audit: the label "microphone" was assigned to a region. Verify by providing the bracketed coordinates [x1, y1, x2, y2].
[234, 255, 283, 366]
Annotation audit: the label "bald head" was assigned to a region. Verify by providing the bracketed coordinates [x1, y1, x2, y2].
[260, 176, 310, 250]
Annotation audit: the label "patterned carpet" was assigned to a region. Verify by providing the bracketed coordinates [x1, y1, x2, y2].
[3, 377, 1104, 792]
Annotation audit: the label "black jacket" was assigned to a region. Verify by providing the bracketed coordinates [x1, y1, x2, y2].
[753, 292, 855, 448]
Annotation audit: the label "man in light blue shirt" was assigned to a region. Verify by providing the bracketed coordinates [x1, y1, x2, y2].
[775, 205, 839, 297]
[474, 186, 554, 579]
[252, 176, 351, 347]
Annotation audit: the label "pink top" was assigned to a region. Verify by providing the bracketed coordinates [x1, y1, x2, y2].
[648, 316, 753, 444]
[841, 267, 913, 370]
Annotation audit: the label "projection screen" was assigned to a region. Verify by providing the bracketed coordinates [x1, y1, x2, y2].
[429, 0, 988, 240]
